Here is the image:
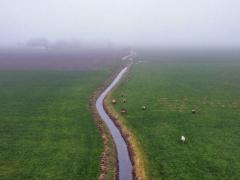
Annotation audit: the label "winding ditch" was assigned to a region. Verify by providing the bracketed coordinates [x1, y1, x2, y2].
[96, 66, 133, 180]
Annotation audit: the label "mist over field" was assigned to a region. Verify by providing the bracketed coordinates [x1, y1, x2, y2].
[1, 1, 240, 180]
[0, 46, 127, 70]
[1, 0, 240, 70]
[0, 0, 240, 48]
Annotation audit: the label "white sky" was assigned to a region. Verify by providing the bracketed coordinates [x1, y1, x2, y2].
[0, 0, 240, 47]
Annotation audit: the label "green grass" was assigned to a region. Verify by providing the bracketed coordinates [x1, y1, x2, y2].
[111, 51, 240, 179]
[0, 70, 110, 180]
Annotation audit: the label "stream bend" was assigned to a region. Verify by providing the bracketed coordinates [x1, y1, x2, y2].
[96, 66, 133, 180]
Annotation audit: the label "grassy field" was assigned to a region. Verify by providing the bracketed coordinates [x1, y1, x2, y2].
[110, 50, 240, 179]
[0, 70, 110, 179]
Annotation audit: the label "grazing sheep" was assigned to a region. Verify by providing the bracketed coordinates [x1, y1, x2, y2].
[192, 109, 196, 114]
[142, 105, 146, 111]
[121, 108, 128, 114]
[181, 136, 186, 143]
[112, 99, 117, 104]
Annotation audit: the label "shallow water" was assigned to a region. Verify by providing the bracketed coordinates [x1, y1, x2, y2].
[96, 66, 133, 180]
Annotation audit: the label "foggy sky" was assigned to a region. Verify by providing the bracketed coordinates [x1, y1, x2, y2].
[1, 0, 240, 47]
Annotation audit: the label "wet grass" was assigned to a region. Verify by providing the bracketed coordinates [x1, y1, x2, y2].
[110, 51, 240, 179]
[0, 70, 110, 180]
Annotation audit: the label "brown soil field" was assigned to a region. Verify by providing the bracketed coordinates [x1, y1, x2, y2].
[0, 47, 126, 70]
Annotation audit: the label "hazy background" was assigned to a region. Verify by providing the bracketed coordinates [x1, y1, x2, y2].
[0, 0, 240, 47]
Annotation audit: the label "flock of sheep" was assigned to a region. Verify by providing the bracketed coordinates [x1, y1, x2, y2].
[111, 97, 197, 144]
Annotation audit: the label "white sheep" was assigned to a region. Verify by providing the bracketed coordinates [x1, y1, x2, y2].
[181, 136, 186, 143]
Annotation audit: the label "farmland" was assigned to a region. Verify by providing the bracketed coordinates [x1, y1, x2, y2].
[109, 49, 240, 179]
[0, 48, 124, 179]
[0, 47, 124, 70]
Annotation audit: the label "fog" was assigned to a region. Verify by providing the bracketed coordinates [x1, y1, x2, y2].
[1, 0, 240, 47]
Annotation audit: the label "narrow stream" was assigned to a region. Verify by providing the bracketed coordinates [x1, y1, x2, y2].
[96, 66, 133, 180]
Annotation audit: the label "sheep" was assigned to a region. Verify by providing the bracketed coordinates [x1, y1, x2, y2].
[181, 136, 186, 143]
[142, 105, 146, 111]
[112, 99, 117, 104]
[121, 108, 128, 114]
[192, 109, 196, 114]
